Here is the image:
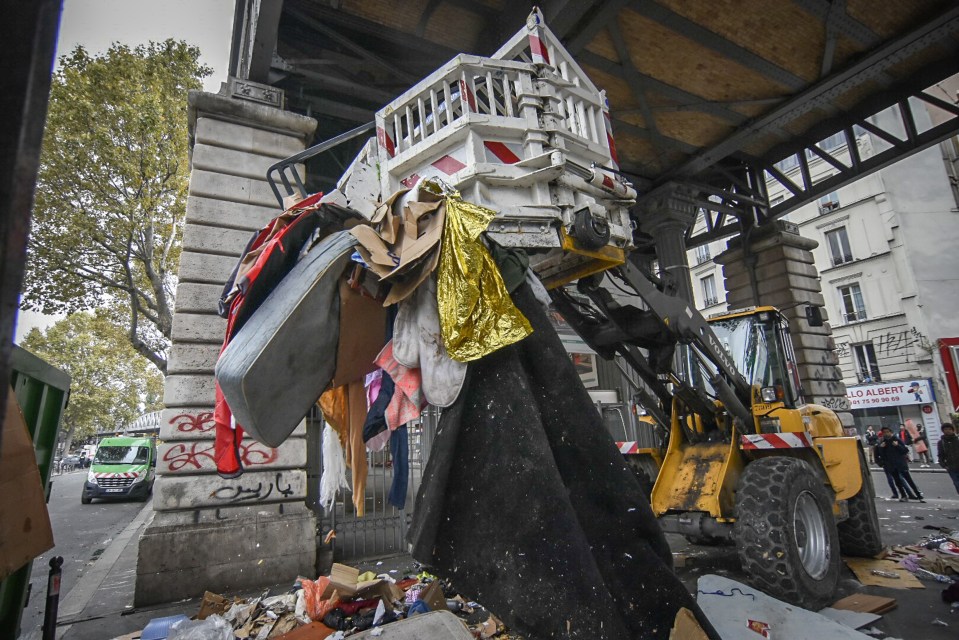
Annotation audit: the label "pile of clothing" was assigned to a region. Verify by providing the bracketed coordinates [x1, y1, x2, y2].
[211, 180, 718, 639]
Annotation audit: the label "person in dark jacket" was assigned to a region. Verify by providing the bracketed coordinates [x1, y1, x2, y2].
[937, 422, 959, 494]
[865, 425, 879, 464]
[875, 426, 925, 502]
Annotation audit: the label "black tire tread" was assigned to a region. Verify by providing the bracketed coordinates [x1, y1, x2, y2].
[837, 449, 883, 557]
[734, 456, 841, 609]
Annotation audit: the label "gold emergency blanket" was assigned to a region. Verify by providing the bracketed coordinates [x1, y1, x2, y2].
[437, 191, 532, 362]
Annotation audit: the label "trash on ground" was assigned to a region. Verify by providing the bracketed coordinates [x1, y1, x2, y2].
[843, 557, 924, 589]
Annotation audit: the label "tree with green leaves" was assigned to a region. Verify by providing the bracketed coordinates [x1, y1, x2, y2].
[20, 311, 164, 454]
[23, 40, 211, 374]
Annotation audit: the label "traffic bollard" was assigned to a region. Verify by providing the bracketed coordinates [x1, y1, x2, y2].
[42, 556, 63, 640]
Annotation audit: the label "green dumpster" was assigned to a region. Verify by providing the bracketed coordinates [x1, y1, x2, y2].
[0, 345, 70, 640]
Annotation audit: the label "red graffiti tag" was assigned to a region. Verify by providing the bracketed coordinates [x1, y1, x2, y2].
[169, 412, 215, 433]
[162, 441, 279, 471]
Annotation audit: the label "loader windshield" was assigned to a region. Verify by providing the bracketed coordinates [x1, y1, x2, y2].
[708, 315, 778, 389]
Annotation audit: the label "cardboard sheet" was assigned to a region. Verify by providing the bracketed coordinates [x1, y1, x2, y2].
[331, 276, 387, 387]
[0, 394, 55, 581]
[842, 557, 925, 589]
[829, 593, 897, 614]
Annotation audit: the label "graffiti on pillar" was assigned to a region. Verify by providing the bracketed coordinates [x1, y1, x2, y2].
[818, 396, 851, 411]
[169, 411, 215, 434]
[212, 472, 294, 503]
[161, 441, 279, 472]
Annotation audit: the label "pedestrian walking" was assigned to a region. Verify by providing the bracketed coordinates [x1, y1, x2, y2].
[876, 426, 925, 502]
[937, 422, 959, 495]
[913, 424, 932, 467]
[898, 423, 914, 462]
[865, 425, 879, 464]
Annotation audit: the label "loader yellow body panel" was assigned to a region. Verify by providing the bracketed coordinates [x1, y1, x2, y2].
[814, 436, 863, 500]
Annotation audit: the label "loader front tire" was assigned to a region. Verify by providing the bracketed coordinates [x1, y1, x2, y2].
[837, 449, 883, 557]
[733, 457, 841, 609]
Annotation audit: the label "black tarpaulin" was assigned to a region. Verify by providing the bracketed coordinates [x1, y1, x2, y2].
[409, 283, 719, 639]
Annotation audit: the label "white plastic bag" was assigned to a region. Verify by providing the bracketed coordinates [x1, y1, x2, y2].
[168, 614, 233, 640]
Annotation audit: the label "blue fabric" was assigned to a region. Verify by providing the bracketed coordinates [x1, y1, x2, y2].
[948, 469, 959, 494]
[388, 425, 409, 509]
[407, 599, 430, 615]
[362, 372, 395, 443]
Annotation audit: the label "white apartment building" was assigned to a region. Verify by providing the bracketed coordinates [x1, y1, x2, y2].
[687, 104, 959, 445]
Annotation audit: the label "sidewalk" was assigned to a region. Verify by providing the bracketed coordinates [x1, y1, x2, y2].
[46, 503, 197, 640]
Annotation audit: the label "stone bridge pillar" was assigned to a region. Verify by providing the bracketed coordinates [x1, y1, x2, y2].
[135, 85, 318, 605]
[715, 221, 853, 425]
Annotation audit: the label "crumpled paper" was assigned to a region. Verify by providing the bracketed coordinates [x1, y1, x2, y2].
[433, 184, 531, 361]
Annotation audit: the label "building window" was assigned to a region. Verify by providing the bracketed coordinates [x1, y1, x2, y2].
[853, 342, 881, 383]
[838, 283, 867, 322]
[695, 244, 711, 265]
[818, 191, 840, 214]
[825, 227, 853, 265]
[701, 274, 718, 307]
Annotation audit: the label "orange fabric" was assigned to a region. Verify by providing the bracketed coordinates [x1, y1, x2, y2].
[319, 382, 369, 516]
[347, 379, 368, 516]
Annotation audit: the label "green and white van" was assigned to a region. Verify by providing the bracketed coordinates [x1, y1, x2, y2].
[81, 437, 156, 503]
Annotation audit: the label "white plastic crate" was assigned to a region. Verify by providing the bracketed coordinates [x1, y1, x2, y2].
[338, 9, 636, 287]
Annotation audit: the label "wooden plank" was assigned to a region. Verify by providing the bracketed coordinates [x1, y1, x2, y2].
[830, 593, 898, 614]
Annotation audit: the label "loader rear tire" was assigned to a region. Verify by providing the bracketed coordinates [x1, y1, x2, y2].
[837, 449, 883, 557]
[733, 457, 841, 609]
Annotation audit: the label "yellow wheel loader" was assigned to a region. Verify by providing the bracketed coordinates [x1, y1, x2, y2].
[552, 268, 882, 609]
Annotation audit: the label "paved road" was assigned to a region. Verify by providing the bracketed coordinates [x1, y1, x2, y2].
[18, 470, 145, 639]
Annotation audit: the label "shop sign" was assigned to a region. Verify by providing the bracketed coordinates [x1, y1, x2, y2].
[846, 378, 935, 408]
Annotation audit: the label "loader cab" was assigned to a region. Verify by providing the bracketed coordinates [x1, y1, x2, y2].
[706, 306, 804, 410]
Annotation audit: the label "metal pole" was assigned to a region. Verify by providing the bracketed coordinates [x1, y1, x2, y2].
[41, 556, 62, 640]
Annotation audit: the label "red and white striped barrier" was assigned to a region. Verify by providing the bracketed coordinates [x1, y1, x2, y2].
[740, 433, 814, 450]
[617, 441, 641, 454]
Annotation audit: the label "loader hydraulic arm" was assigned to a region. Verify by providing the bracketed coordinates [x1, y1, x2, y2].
[550, 260, 754, 429]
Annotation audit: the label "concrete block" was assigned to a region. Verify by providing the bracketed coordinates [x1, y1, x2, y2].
[189, 169, 281, 209]
[186, 196, 279, 232]
[724, 270, 822, 297]
[178, 251, 239, 285]
[147, 501, 311, 526]
[167, 342, 221, 375]
[192, 143, 305, 182]
[795, 349, 840, 367]
[152, 469, 306, 511]
[726, 288, 825, 310]
[171, 312, 227, 343]
[719, 244, 815, 269]
[163, 374, 215, 408]
[174, 282, 224, 314]
[160, 408, 307, 441]
[795, 363, 844, 383]
[182, 222, 251, 257]
[803, 379, 849, 397]
[157, 437, 307, 475]
[135, 509, 315, 605]
[159, 407, 215, 440]
[137, 508, 314, 573]
[195, 117, 308, 158]
[791, 333, 834, 352]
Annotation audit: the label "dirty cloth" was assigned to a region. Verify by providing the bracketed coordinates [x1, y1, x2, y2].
[388, 425, 409, 509]
[392, 274, 466, 407]
[362, 371, 395, 446]
[408, 283, 719, 640]
[435, 189, 531, 362]
[375, 341, 427, 430]
[319, 423, 349, 511]
[319, 381, 369, 516]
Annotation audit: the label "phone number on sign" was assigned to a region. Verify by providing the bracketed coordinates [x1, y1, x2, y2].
[851, 395, 901, 406]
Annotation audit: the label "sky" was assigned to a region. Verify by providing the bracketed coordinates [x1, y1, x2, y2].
[15, 0, 235, 343]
